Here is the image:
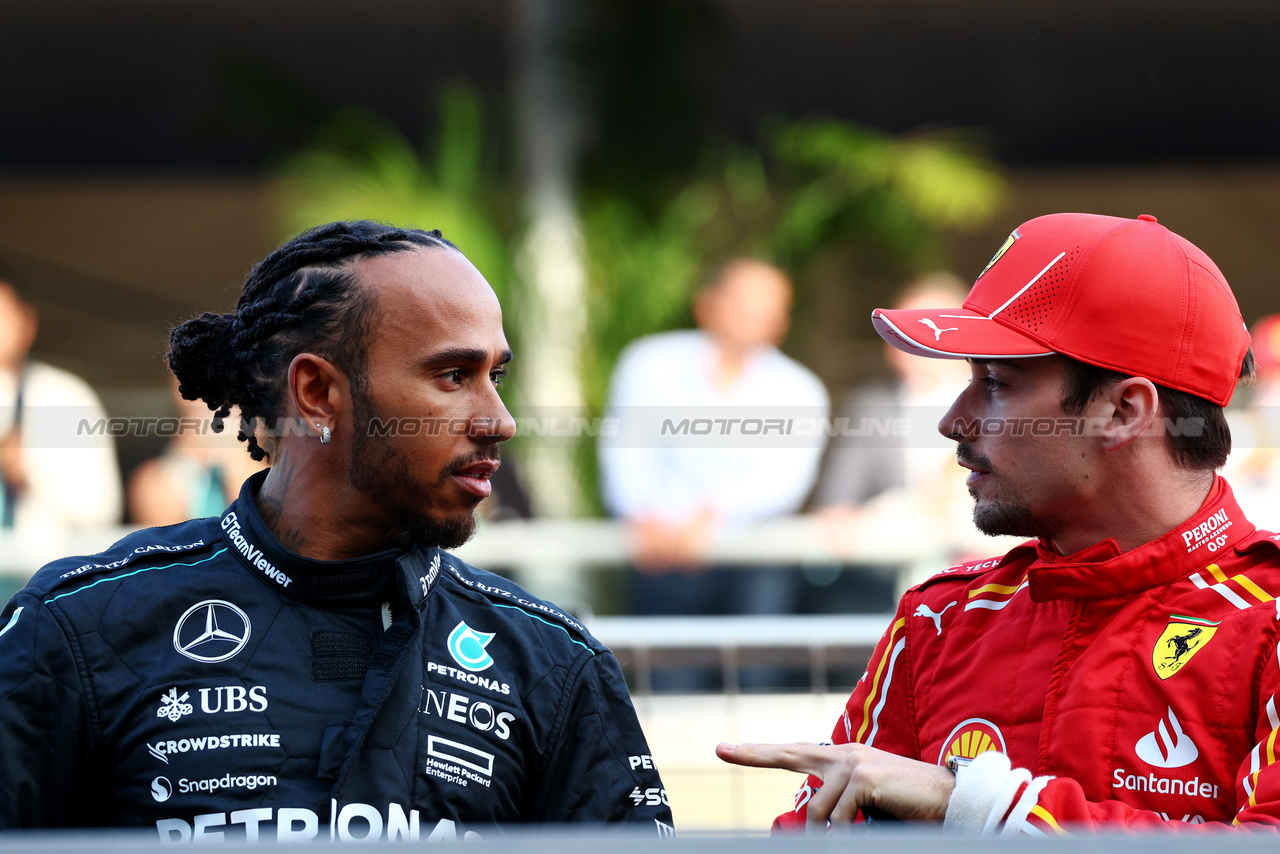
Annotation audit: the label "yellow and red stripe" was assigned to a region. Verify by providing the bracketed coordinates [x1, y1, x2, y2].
[854, 618, 907, 744]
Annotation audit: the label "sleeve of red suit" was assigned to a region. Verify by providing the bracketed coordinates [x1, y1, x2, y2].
[773, 604, 1280, 834]
[772, 602, 919, 833]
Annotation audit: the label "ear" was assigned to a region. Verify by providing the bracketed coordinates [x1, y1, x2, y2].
[1097, 376, 1159, 452]
[287, 353, 346, 437]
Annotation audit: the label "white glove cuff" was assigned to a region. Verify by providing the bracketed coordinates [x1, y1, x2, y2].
[943, 751, 1030, 834]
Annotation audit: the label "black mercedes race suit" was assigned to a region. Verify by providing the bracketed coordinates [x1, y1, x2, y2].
[0, 473, 673, 840]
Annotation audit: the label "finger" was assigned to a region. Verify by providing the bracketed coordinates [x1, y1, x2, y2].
[827, 776, 866, 827]
[803, 760, 852, 828]
[715, 742, 829, 775]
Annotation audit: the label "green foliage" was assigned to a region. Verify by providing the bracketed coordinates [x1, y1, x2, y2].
[275, 86, 513, 305]
[579, 120, 1007, 410]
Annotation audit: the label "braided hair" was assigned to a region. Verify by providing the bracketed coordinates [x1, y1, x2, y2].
[167, 220, 458, 461]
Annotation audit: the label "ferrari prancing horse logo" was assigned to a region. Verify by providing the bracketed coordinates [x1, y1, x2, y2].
[1152, 615, 1219, 680]
[977, 228, 1021, 280]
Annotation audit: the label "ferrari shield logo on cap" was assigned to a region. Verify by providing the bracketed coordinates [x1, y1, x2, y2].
[1152, 615, 1219, 680]
[977, 228, 1021, 280]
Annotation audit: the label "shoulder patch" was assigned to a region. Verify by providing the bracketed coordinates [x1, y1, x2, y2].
[912, 543, 1036, 592]
[440, 556, 597, 650]
[34, 520, 221, 596]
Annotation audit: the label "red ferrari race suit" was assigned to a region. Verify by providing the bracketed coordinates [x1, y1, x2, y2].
[777, 477, 1280, 834]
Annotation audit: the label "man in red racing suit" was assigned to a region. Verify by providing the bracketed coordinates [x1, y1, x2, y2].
[718, 213, 1280, 833]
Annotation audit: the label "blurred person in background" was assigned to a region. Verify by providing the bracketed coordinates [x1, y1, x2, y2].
[0, 272, 122, 534]
[128, 380, 266, 525]
[598, 259, 829, 687]
[0, 222, 671, 836]
[1222, 313, 1280, 525]
[810, 273, 1021, 607]
[719, 213, 1280, 833]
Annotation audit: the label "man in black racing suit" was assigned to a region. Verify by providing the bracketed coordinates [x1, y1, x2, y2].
[0, 222, 673, 839]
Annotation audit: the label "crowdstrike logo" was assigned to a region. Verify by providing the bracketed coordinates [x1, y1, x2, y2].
[447, 621, 495, 672]
[173, 600, 251, 663]
[147, 732, 282, 764]
[1136, 706, 1199, 769]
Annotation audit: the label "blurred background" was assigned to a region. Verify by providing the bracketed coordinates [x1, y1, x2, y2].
[2, 0, 1280, 831]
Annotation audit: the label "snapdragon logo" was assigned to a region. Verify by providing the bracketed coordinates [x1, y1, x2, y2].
[178, 773, 277, 795]
[447, 621, 495, 672]
[151, 776, 173, 803]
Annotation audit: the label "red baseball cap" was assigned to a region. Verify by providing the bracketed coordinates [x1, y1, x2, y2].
[871, 212, 1251, 406]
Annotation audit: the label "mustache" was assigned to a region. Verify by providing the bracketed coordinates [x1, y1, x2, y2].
[956, 442, 992, 472]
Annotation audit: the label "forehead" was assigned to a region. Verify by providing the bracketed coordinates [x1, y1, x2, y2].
[716, 263, 790, 303]
[355, 247, 506, 349]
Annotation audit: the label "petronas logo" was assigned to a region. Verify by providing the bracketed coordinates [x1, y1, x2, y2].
[447, 621, 496, 672]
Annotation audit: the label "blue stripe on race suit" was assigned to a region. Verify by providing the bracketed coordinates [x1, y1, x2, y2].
[45, 548, 230, 604]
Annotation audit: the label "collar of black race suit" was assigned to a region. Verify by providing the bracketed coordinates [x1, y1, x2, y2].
[219, 470, 441, 609]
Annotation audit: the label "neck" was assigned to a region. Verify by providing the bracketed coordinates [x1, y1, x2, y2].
[1048, 467, 1216, 556]
[255, 445, 403, 561]
[712, 340, 763, 388]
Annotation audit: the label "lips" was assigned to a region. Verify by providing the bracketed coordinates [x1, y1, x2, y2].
[451, 459, 499, 499]
[955, 444, 991, 487]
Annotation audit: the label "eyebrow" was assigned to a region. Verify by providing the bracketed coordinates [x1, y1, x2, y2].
[422, 347, 514, 367]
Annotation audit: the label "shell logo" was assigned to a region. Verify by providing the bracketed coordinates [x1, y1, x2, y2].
[937, 718, 1007, 767]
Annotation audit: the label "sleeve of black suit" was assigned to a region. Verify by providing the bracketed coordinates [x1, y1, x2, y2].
[531, 650, 674, 833]
[0, 590, 101, 827]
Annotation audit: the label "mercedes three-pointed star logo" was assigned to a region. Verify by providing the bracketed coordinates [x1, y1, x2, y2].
[172, 600, 251, 663]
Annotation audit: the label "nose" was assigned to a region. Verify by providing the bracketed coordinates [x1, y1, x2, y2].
[471, 398, 516, 443]
[937, 387, 975, 443]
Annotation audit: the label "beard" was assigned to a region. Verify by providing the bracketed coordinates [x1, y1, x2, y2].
[957, 443, 1063, 540]
[971, 494, 1043, 539]
[347, 388, 497, 550]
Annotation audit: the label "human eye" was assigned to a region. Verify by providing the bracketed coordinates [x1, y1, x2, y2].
[440, 369, 466, 385]
[980, 376, 1006, 391]
[490, 368, 507, 388]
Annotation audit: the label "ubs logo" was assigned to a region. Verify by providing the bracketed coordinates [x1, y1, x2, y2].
[173, 601, 251, 663]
